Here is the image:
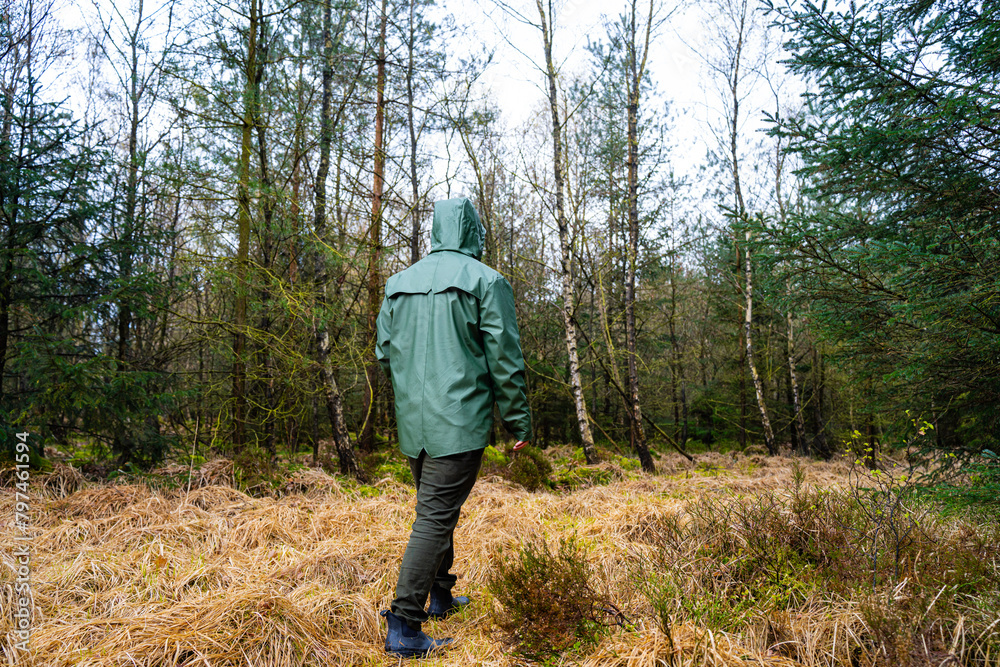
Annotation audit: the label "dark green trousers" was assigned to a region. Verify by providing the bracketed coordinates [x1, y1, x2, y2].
[390, 447, 484, 629]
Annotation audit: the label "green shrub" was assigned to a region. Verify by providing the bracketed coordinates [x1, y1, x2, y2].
[480, 444, 553, 491]
[508, 446, 553, 491]
[355, 448, 414, 486]
[921, 448, 1000, 519]
[482, 445, 508, 467]
[487, 537, 616, 661]
[612, 454, 640, 471]
[382, 460, 413, 486]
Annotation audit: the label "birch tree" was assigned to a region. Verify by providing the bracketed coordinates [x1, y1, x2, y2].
[534, 0, 597, 463]
[703, 0, 776, 453]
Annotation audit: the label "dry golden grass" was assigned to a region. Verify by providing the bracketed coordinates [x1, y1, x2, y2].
[0, 452, 994, 665]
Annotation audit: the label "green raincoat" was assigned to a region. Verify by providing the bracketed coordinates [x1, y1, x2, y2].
[376, 198, 532, 458]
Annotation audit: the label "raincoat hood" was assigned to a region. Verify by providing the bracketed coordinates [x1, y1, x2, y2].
[430, 198, 484, 259]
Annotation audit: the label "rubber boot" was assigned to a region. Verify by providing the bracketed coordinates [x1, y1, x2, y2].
[381, 610, 453, 657]
[427, 586, 470, 620]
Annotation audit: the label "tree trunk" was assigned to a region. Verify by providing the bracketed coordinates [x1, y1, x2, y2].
[536, 0, 597, 463]
[738, 268, 747, 448]
[360, 0, 388, 452]
[317, 328, 364, 478]
[289, 52, 305, 287]
[743, 236, 776, 453]
[233, 0, 257, 452]
[624, 0, 655, 472]
[406, 0, 421, 266]
[253, 28, 278, 461]
[311, 0, 361, 477]
[725, 0, 775, 454]
[787, 310, 807, 455]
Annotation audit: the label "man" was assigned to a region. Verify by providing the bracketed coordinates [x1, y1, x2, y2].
[375, 197, 532, 657]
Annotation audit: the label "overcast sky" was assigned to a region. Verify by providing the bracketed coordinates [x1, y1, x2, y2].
[438, 0, 800, 225]
[52, 0, 791, 218]
[445, 0, 711, 146]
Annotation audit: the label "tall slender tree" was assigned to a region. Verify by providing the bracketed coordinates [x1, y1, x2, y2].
[621, 0, 657, 472]
[313, 0, 363, 477]
[230, 0, 261, 452]
[704, 0, 776, 453]
[359, 0, 388, 452]
[534, 0, 597, 464]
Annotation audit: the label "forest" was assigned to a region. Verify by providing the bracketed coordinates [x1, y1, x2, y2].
[2, 0, 1000, 663]
[4, 0, 997, 488]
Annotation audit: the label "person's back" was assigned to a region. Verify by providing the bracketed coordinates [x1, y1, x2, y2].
[376, 198, 532, 657]
[376, 197, 531, 458]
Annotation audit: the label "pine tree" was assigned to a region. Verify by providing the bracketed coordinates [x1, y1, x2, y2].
[766, 0, 1000, 455]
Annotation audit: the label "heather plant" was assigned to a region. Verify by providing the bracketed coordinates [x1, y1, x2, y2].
[487, 537, 624, 661]
[507, 446, 553, 491]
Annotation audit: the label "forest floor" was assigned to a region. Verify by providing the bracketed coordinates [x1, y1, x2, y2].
[1, 448, 998, 666]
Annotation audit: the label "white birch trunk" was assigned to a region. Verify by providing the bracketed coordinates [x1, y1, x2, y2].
[536, 0, 596, 463]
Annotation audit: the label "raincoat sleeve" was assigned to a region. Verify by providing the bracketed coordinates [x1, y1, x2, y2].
[480, 276, 533, 441]
[375, 293, 392, 380]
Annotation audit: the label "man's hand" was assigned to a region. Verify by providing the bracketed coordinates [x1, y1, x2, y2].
[513, 440, 529, 451]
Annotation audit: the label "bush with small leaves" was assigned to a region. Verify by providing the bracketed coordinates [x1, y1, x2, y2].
[487, 537, 619, 661]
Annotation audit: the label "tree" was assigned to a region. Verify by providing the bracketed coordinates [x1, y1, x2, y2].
[0, 0, 162, 462]
[313, 0, 363, 477]
[86, 0, 188, 464]
[577, 0, 669, 470]
[533, 0, 598, 464]
[357, 0, 389, 453]
[619, 0, 658, 471]
[172, 0, 311, 460]
[0, 97, 102, 450]
[703, 0, 777, 453]
[232, 0, 261, 452]
[765, 0, 1000, 457]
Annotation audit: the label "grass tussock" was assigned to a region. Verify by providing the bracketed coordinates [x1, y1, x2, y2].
[0, 450, 996, 665]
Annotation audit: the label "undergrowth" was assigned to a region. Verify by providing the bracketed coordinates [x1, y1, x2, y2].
[479, 444, 553, 491]
[642, 464, 1000, 665]
[486, 537, 626, 661]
